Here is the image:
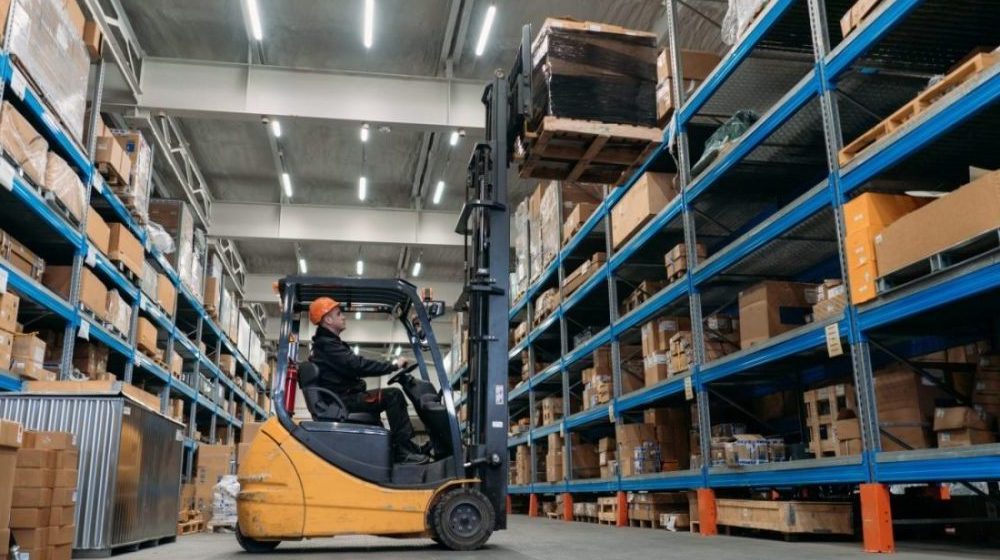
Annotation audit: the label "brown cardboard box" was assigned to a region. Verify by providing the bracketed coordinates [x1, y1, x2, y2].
[95, 132, 132, 185]
[55, 449, 78, 470]
[44, 152, 85, 222]
[136, 317, 158, 353]
[932, 407, 993, 432]
[11, 332, 47, 380]
[11, 527, 47, 550]
[656, 49, 722, 83]
[0, 101, 48, 185]
[50, 543, 73, 560]
[16, 449, 55, 469]
[203, 276, 220, 311]
[83, 20, 103, 61]
[848, 260, 879, 304]
[0, 528, 9, 560]
[50, 506, 74, 527]
[86, 207, 110, 255]
[23, 431, 74, 450]
[875, 367, 940, 420]
[738, 281, 812, 349]
[14, 467, 55, 487]
[48, 524, 73, 546]
[50, 487, 75, 507]
[169, 351, 183, 378]
[43, 266, 107, 319]
[834, 417, 861, 441]
[12, 487, 52, 508]
[10, 507, 51, 528]
[0, 328, 12, 371]
[937, 428, 996, 448]
[219, 354, 237, 378]
[610, 172, 678, 249]
[843, 192, 922, 236]
[0, 290, 19, 332]
[108, 223, 143, 277]
[0, 419, 23, 530]
[157, 273, 176, 315]
[53, 469, 77, 488]
[876, 170, 1000, 276]
[562, 202, 598, 244]
[844, 228, 878, 271]
[72, 342, 108, 378]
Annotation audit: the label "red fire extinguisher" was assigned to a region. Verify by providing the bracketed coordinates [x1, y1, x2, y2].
[282, 334, 299, 413]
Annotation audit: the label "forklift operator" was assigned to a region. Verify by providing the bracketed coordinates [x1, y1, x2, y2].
[308, 297, 430, 465]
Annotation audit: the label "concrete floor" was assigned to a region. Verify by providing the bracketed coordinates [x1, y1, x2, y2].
[124, 516, 997, 560]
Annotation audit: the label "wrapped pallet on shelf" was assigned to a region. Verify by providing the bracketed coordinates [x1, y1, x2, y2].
[644, 407, 690, 471]
[538, 181, 603, 270]
[873, 365, 945, 452]
[0, 100, 48, 186]
[42, 152, 85, 223]
[105, 287, 131, 337]
[511, 199, 530, 303]
[641, 316, 690, 387]
[86, 207, 110, 255]
[114, 129, 154, 225]
[94, 121, 132, 189]
[108, 222, 144, 279]
[3, 0, 89, 141]
[43, 265, 106, 320]
[655, 49, 721, 125]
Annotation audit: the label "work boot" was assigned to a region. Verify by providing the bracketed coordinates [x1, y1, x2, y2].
[395, 440, 431, 464]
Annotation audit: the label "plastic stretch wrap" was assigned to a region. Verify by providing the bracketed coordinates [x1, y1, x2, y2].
[111, 130, 153, 224]
[105, 288, 131, 336]
[512, 200, 529, 303]
[0, 101, 48, 185]
[531, 25, 657, 127]
[693, 109, 759, 172]
[140, 261, 158, 298]
[721, 0, 770, 46]
[212, 475, 239, 527]
[7, 0, 89, 141]
[145, 221, 175, 255]
[43, 151, 84, 221]
[184, 228, 206, 298]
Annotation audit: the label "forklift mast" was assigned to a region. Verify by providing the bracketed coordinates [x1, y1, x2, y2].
[456, 24, 533, 532]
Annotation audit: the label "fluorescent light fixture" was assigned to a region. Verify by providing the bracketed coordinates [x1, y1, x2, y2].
[298, 257, 307, 273]
[270, 119, 281, 138]
[359, 176, 367, 201]
[363, 0, 374, 48]
[360, 123, 370, 142]
[432, 180, 444, 205]
[246, 0, 263, 41]
[474, 4, 496, 57]
[281, 172, 292, 197]
[356, 259, 364, 275]
[355, 311, 361, 320]
[353, 344, 359, 355]
[449, 130, 459, 146]
[411, 260, 421, 277]
[394, 345, 402, 357]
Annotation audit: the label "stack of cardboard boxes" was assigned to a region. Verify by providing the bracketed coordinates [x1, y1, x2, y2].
[539, 397, 563, 426]
[810, 280, 848, 322]
[545, 434, 599, 482]
[641, 317, 690, 387]
[10, 331, 55, 382]
[513, 445, 533, 486]
[873, 366, 943, 451]
[933, 407, 996, 448]
[628, 492, 689, 528]
[842, 192, 924, 304]
[615, 423, 661, 477]
[738, 280, 814, 349]
[0, 291, 20, 374]
[598, 436, 616, 479]
[10, 431, 79, 560]
[610, 172, 678, 250]
[664, 243, 705, 281]
[654, 49, 721, 126]
[0, 420, 23, 559]
[643, 408, 691, 471]
[193, 445, 234, 524]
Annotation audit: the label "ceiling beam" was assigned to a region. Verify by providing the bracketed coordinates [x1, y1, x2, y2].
[244, 274, 463, 307]
[135, 57, 485, 132]
[209, 202, 463, 247]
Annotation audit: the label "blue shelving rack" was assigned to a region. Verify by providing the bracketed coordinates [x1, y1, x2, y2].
[448, 0, 1000, 545]
[0, 49, 271, 458]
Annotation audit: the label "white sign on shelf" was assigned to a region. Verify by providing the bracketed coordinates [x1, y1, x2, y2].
[0, 268, 7, 293]
[92, 175, 103, 193]
[85, 246, 97, 267]
[77, 320, 90, 340]
[825, 323, 844, 358]
[607, 402, 615, 423]
[10, 71, 26, 99]
[684, 376, 694, 401]
[0, 159, 15, 191]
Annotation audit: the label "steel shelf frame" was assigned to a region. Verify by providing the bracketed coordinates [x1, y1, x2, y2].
[499, 0, 1000, 508]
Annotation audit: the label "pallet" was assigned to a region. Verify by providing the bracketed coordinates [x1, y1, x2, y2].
[628, 518, 657, 528]
[516, 116, 663, 184]
[107, 256, 140, 285]
[877, 228, 1000, 296]
[205, 304, 218, 319]
[839, 52, 1000, 166]
[138, 343, 164, 363]
[177, 519, 204, 535]
[97, 161, 129, 188]
[41, 189, 83, 226]
[621, 280, 666, 315]
[715, 499, 854, 536]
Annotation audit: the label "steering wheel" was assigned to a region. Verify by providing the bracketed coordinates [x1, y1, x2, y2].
[387, 362, 419, 385]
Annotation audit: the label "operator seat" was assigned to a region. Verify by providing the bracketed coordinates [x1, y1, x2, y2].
[297, 361, 381, 426]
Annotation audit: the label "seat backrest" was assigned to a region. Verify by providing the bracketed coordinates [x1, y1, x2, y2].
[298, 361, 321, 387]
[297, 362, 380, 425]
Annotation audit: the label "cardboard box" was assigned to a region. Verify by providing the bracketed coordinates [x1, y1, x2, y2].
[562, 202, 598, 243]
[11, 527, 47, 550]
[875, 367, 940, 420]
[95, 133, 132, 185]
[610, 172, 678, 249]
[51, 543, 73, 560]
[12, 487, 52, 508]
[42, 266, 107, 319]
[136, 317, 158, 353]
[656, 49, 722, 83]
[843, 192, 922, 236]
[738, 281, 812, 349]
[55, 449, 78, 470]
[86, 207, 111, 255]
[48, 524, 73, 546]
[11, 332, 47, 380]
[937, 428, 996, 448]
[72, 342, 109, 378]
[157, 273, 176, 315]
[203, 276, 220, 311]
[14, 468, 55, 488]
[83, 20, 103, 61]
[44, 152, 85, 222]
[0, 101, 48, 185]
[10, 507, 51, 528]
[23, 431, 74, 450]
[0, 419, 23, 530]
[51, 506, 74, 527]
[876, 170, 1000, 276]
[0, 290, 19, 333]
[0, 328, 12, 371]
[933, 407, 993, 432]
[848, 260, 878, 304]
[16, 448, 55, 469]
[219, 354, 237, 378]
[108, 223, 143, 277]
[53, 469, 77, 488]
[834, 417, 861, 441]
[844, 229, 877, 270]
[169, 351, 183, 378]
[50, 487, 75, 507]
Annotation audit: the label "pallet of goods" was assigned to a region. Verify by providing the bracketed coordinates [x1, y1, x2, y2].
[715, 499, 854, 536]
[516, 19, 663, 184]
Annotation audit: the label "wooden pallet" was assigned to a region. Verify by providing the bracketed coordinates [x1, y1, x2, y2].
[877, 228, 1000, 295]
[839, 52, 1000, 165]
[97, 161, 129, 188]
[177, 519, 204, 535]
[205, 304, 218, 319]
[803, 383, 857, 457]
[620, 280, 666, 315]
[715, 499, 854, 536]
[41, 189, 83, 226]
[138, 343, 164, 363]
[628, 518, 657, 528]
[516, 116, 663, 185]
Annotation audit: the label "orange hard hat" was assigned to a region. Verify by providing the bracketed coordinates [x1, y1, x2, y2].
[308, 297, 340, 325]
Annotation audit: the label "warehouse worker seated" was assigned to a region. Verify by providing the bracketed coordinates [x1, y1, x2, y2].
[307, 297, 430, 465]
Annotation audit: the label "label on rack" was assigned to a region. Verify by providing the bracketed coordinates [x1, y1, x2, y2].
[92, 175, 103, 193]
[77, 320, 90, 340]
[492, 421, 503, 429]
[176, 430, 184, 441]
[85, 246, 97, 267]
[41, 111, 57, 132]
[0, 159, 15, 191]
[495, 384, 505, 405]
[122, 406, 131, 416]
[559, 423, 565, 437]
[0, 268, 7, 293]
[684, 376, 694, 401]
[607, 403, 615, 422]
[10, 71, 26, 99]
[825, 323, 844, 358]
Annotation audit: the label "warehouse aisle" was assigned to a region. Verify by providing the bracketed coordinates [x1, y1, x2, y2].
[128, 517, 995, 560]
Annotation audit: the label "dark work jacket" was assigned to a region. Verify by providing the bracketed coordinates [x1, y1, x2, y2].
[310, 326, 396, 396]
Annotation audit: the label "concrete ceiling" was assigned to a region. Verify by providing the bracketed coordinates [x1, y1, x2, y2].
[115, 0, 726, 339]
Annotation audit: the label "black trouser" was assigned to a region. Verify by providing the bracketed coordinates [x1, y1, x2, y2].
[342, 387, 417, 454]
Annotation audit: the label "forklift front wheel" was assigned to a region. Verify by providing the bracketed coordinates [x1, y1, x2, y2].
[236, 525, 281, 553]
[430, 487, 495, 551]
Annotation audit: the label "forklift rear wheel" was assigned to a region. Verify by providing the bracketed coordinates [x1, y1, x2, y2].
[430, 487, 494, 551]
[236, 525, 281, 553]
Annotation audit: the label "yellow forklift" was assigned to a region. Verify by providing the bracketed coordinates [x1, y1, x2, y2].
[234, 37, 529, 550]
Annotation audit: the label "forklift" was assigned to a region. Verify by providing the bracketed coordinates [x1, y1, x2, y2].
[233, 27, 536, 553]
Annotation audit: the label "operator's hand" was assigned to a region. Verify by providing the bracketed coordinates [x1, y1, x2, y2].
[395, 358, 410, 370]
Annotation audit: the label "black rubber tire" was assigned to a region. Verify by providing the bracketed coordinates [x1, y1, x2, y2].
[235, 525, 281, 553]
[429, 487, 494, 551]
